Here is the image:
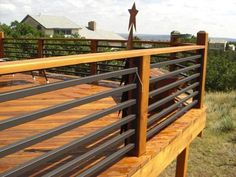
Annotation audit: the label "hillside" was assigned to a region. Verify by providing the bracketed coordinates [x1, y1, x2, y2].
[160, 91, 236, 177]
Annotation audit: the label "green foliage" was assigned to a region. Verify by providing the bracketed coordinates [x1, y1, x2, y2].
[206, 50, 236, 91]
[0, 20, 44, 37]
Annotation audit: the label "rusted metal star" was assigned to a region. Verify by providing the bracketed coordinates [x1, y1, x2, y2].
[128, 3, 138, 31]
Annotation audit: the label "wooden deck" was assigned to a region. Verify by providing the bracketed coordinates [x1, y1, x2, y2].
[0, 73, 206, 176]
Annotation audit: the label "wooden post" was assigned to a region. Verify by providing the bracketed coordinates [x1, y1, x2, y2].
[175, 146, 189, 177]
[90, 40, 98, 75]
[37, 39, 44, 58]
[132, 55, 150, 156]
[169, 32, 180, 71]
[0, 32, 4, 58]
[37, 39, 44, 76]
[195, 31, 208, 108]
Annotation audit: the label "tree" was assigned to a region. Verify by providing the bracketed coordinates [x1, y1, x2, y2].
[0, 20, 44, 37]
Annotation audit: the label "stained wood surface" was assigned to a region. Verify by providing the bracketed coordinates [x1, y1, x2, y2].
[175, 146, 190, 177]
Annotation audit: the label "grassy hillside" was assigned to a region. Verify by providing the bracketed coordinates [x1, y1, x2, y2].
[160, 91, 236, 177]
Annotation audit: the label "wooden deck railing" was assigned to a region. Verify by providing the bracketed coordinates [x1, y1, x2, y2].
[0, 31, 208, 176]
[0, 35, 171, 78]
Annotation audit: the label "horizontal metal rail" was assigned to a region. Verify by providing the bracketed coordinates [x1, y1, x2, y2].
[44, 43, 91, 47]
[150, 55, 201, 68]
[42, 130, 135, 177]
[1, 114, 136, 177]
[148, 82, 199, 112]
[97, 63, 125, 68]
[78, 144, 135, 177]
[3, 42, 37, 45]
[147, 100, 198, 139]
[149, 64, 200, 84]
[149, 73, 200, 98]
[0, 99, 136, 158]
[0, 84, 136, 131]
[0, 68, 137, 102]
[148, 91, 199, 126]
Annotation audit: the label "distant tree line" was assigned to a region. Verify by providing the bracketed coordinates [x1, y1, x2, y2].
[1, 21, 235, 91]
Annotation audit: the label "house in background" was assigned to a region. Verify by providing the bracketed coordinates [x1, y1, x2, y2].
[21, 15, 81, 37]
[228, 44, 235, 51]
[21, 14, 125, 41]
[209, 39, 227, 51]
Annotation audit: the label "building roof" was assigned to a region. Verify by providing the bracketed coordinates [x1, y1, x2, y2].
[79, 27, 125, 40]
[22, 15, 80, 29]
[209, 39, 227, 44]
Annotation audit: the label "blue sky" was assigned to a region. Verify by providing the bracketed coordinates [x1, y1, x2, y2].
[0, 0, 235, 38]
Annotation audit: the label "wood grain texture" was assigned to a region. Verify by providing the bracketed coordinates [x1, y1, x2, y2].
[135, 56, 150, 156]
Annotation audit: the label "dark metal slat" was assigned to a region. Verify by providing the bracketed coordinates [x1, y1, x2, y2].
[147, 100, 198, 139]
[148, 82, 199, 112]
[0, 84, 136, 131]
[149, 73, 200, 98]
[0, 99, 136, 158]
[78, 144, 135, 177]
[148, 91, 199, 126]
[150, 55, 201, 68]
[0, 68, 137, 103]
[149, 64, 200, 84]
[1, 115, 136, 177]
[42, 130, 135, 177]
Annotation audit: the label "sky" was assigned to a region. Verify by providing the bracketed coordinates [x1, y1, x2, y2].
[0, 0, 236, 38]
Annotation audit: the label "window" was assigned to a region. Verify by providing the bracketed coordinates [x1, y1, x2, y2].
[54, 29, 72, 35]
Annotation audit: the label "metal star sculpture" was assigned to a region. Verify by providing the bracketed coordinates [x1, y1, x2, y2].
[128, 3, 138, 31]
[127, 3, 138, 49]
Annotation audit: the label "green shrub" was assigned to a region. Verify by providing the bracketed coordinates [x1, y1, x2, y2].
[206, 50, 236, 91]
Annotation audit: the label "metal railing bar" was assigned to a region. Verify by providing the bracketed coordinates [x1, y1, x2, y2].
[149, 73, 200, 98]
[147, 100, 198, 139]
[42, 130, 135, 177]
[0, 99, 136, 158]
[148, 82, 199, 112]
[0, 115, 136, 177]
[0, 68, 137, 103]
[148, 91, 199, 126]
[174, 63, 186, 68]
[150, 55, 201, 68]
[0, 84, 136, 131]
[149, 64, 200, 84]
[78, 144, 135, 177]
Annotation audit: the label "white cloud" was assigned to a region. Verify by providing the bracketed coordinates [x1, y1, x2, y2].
[0, 0, 235, 38]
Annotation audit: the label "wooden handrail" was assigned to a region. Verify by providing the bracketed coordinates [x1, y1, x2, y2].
[0, 45, 204, 75]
